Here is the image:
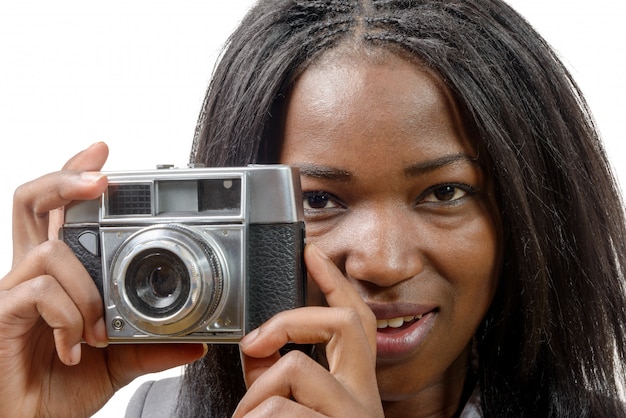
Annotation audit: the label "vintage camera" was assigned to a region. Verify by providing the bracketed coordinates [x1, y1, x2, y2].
[61, 165, 306, 343]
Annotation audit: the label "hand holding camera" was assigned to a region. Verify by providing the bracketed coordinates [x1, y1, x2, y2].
[0, 143, 205, 417]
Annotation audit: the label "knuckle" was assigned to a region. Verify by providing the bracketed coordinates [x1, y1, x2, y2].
[32, 241, 83, 280]
[31, 241, 80, 276]
[0, 274, 81, 332]
[41, 243, 101, 311]
[32, 239, 66, 261]
[26, 274, 58, 298]
[9, 275, 62, 314]
[27, 275, 81, 325]
[333, 306, 377, 332]
[334, 307, 362, 328]
[13, 180, 47, 218]
[360, 306, 377, 328]
[279, 349, 313, 374]
[13, 243, 102, 318]
[12, 181, 33, 206]
[261, 396, 290, 413]
[247, 395, 291, 417]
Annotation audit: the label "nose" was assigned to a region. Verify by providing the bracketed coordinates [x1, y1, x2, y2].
[343, 206, 424, 288]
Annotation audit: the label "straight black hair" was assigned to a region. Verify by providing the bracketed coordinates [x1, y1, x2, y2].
[180, 1, 626, 416]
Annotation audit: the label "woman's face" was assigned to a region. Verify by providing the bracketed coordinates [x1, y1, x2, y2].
[279, 50, 501, 406]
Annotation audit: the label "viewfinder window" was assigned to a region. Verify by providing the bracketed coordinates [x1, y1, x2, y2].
[198, 178, 241, 212]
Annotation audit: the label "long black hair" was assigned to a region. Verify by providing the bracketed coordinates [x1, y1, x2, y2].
[179, 1, 626, 416]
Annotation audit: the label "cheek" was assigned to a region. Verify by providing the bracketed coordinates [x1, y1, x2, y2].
[302, 219, 353, 264]
[440, 217, 502, 314]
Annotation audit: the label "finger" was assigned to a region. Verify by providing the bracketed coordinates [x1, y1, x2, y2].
[1, 274, 88, 366]
[234, 396, 325, 418]
[61, 141, 109, 171]
[240, 306, 375, 392]
[1, 240, 107, 348]
[240, 244, 377, 390]
[48, 142, 110, 240]
[237, 244, 382, 416]
[12, 168, 107, 264]
[239, 349, 281, 388]
[12, 142, 109, 263]
[235, 350, 370, 418]
[304, 243, 377, 355]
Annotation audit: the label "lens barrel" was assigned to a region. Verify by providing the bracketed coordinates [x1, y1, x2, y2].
[109, 224, 225, 336]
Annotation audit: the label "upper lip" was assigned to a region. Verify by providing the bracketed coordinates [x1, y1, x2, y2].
[366, 302, 438, 320]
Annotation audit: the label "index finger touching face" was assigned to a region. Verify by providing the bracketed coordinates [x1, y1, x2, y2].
[304, 243, 377, 356]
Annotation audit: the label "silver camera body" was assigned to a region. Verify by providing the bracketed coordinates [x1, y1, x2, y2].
[62, 165, 306, 343]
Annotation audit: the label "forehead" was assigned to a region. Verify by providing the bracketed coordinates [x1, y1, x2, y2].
[279, 47, 476, 164]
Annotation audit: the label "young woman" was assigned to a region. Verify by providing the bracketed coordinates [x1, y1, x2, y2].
[1, 1, 625, 417]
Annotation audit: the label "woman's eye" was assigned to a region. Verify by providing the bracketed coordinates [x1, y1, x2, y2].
[421, 184, 475, 204]
[303, 191, 341, 210]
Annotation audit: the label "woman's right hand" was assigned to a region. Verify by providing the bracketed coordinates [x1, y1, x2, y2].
[0, 142, 205, 418]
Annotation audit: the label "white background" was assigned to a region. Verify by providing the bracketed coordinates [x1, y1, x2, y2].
[0, 1, 624, 416]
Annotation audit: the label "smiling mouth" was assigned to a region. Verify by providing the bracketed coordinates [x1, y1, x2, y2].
[376, 314, 424, 330]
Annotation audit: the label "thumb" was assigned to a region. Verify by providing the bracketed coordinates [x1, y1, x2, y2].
[239, 343, 282, 388]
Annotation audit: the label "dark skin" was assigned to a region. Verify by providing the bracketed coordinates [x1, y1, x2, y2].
[237, 48, 501, 417]
[0, 142, 206, 417]
[0, 145, 381, 418]
[0, 47, 501, 417]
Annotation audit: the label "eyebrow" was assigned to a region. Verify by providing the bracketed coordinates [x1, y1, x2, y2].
[293, 153, 479, 182]
[403, 153, 479, 177]
[294, 163, 352, 181]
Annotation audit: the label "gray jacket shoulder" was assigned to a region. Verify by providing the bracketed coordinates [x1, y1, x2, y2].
[124, 376, 181, 418]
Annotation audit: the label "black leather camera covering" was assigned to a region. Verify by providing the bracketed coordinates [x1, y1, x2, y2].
[62, 226, 104, 297]
[246, 222, 306, 332]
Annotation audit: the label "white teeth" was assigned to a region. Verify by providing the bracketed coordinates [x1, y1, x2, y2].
[376, 314, 423, 329]
[387, 317, 404, 328]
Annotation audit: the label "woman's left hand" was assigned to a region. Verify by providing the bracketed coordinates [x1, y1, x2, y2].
[234, 243, 384, 417]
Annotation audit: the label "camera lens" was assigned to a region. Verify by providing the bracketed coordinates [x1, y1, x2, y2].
[125, 249, 190, 318]
[109, 224, 225, 336]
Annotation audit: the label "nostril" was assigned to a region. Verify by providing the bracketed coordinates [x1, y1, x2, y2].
[344, 250, 423, 288]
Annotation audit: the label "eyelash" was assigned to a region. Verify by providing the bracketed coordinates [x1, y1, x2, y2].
[302, 183, 477, 213]
[419, 183, 477, 205]
[302, 191, 343, 211]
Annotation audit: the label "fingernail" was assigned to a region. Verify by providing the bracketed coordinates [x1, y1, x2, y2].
[80, 171, 105, 184]
[240, 328, 259, 348]
[93, 318, 109, 348]
[308, 242, 329, 261]
[87, 141, 105, 150]
[68, 343, 82, 365]
[201, 343, 209, 357]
